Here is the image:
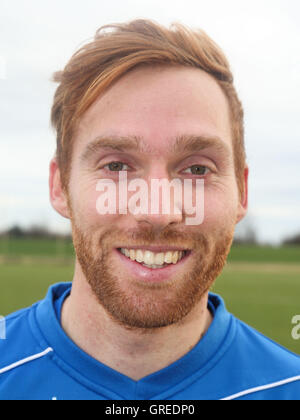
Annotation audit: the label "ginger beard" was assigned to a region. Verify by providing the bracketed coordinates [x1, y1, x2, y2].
[70, 210, 235, 330]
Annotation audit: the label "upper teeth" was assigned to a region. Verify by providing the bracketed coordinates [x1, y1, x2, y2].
[120, 248, 186, 266]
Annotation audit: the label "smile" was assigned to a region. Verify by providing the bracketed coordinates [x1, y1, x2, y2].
[115, 247, 192, 283]
[118, 248, 188, 269]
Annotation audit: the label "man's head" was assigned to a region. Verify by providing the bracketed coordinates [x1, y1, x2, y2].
[49, 19, 248, 329]
[51, 19, 246, 198]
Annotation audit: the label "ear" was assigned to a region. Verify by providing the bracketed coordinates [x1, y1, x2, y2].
[49, 157, 70, 219]
[236, 166, 249, 224]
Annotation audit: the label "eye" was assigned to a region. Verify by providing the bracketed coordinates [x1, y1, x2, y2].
[182, 165, 210, 176]
[104, 161, 130, 172]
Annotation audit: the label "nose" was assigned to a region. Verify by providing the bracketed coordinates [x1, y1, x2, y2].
[135, 212, 183, 234]
[131, 171, 184, 232]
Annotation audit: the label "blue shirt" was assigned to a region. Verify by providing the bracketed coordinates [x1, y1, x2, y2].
[0, 282, 299, 400]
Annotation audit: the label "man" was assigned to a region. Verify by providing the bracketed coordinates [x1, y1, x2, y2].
[0, 19, 299, 401]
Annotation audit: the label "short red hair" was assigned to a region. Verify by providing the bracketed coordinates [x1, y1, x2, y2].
[51, 19, 246, 196]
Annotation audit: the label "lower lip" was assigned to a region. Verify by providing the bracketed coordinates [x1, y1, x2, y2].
[114, 248, 192, 283]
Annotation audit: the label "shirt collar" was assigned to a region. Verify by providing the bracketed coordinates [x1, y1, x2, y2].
[32, 282, 234, 400]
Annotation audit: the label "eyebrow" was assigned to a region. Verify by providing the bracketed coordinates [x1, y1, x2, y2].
[80, 135, 142, 162]
[80, 134, 231, 163]
[171, 134, 231, 157]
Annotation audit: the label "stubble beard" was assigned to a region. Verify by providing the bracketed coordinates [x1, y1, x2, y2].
[70, 216, 235, 331]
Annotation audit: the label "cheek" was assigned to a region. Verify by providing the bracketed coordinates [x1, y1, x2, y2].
[202, 186, 238, 229]
[71, 182, 121, 230]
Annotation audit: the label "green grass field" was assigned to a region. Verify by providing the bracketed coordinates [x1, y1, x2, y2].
[0, 238, 299, 354]
[0, 237, 75, 258]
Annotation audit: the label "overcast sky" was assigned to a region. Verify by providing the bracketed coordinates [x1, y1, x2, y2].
[0, 0, 299, 244]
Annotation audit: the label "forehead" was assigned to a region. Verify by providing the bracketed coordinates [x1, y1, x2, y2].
[74, 65, 233, 156]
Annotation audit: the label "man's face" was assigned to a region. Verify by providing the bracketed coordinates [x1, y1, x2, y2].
[61, 65, 247, 329]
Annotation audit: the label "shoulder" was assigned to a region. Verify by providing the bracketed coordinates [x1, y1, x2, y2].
[0, 306, 34, 354]
[0, 305, 52, 377]
[235, 318, 300, 368]
[221, 317, 300, 400]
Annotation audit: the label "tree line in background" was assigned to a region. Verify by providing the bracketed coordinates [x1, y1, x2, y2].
[0, 224, 300, 246]
[0, 225, 71, 241]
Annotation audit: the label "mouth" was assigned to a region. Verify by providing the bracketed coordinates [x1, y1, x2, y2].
[114, 247, 193, 283]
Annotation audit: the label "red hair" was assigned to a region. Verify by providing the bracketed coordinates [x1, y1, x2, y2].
[51, 19, 246, 196]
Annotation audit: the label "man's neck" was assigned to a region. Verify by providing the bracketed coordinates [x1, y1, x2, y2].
[61, 268, 213, 381]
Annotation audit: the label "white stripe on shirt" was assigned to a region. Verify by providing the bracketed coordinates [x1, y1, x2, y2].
[220, 375, 300, 400]
[0, 348, 53, 375]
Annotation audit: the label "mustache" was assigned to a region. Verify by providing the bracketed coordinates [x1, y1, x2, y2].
[97, 224, 211, 252]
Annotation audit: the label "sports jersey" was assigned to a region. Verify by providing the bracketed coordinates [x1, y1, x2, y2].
[0, 282, 299, 400]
